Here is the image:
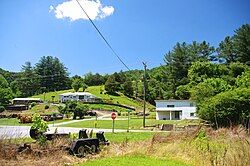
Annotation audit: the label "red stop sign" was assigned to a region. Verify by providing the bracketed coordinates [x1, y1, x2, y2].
[111, 112, 116, 120]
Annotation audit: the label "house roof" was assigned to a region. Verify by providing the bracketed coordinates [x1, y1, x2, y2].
[13, 98, 42, 101]
[155, 99, 194, 102]
[156, 107, 196, 111]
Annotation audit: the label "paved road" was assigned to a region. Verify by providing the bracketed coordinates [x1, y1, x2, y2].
[0, 125, 152, 139]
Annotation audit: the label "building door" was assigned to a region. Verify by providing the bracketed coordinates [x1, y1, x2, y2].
[174, 111, 180, 120]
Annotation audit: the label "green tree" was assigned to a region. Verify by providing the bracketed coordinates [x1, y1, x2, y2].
[236, 70, 250, 88]
[188, 61, 229, 85]
[217, 24, 250, 65]
[10, 80, 21, 97]
[72, 78, 83, 92]
[0, 75, 13, 106]
[217, 36, 237, 63]
[175, 85, 190, 99]
[105, 75, 119, 94]
[123, 78, 134, 97]
[190, 78, 231, 103]
[82, 83, 88, 92]
[35, 56, 70, 92]
[229, 62, 249, 78]
[233, 24, 250, 65]
[17, 62, 40, 97]
[83, 72, 107, 86]
[164, 42, 214, 98]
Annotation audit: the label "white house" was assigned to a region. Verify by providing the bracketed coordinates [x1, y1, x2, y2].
[155, 100, 198, 120]
[59, 92, 97, 103]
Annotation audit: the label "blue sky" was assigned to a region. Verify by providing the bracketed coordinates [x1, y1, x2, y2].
[0, 0, 249, 76]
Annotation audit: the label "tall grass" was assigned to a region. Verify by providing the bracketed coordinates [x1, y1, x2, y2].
[0, 127, 249, 166]
[95, 126, 249, 166]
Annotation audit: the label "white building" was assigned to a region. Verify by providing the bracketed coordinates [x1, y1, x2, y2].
[59, 92, 97, 103]
[12, 98, 42, 105]
[155, 100, 198, 120]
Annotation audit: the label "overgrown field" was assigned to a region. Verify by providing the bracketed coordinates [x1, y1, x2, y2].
[0, 127, 249, 166]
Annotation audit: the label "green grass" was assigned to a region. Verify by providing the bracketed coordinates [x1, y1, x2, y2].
[86, 85, 154, 111]
[60, 118, 199, 130]
[105, 132, 167, 143]
[78, 155, 191, 166]
[84, 104, 132, 112]
[26, 104, 60, 115]
[0, 118, 71, 126]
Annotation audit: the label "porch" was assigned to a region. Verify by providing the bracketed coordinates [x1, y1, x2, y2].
[156, 110, 182, 120]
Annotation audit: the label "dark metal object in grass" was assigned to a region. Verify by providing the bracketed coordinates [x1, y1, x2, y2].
[29, 128, 69, 140]
[78, 129, 88, 139]
[70, 130, 110, 157]
[29, 128, 109, 158]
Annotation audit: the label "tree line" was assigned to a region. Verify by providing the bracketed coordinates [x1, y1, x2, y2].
[0, 56, 71, 107]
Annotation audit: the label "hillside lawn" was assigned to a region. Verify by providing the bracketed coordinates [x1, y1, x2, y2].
[31, 85, 155, 112]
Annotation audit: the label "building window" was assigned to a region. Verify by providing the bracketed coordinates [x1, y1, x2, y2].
[167, 105, 174, 107]
[190, 113, 195, 117]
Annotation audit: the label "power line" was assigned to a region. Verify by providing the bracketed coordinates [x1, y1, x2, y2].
[75, 0, 131, 71]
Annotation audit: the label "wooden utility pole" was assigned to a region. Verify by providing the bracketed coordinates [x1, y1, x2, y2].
[142, 62, 147, 128]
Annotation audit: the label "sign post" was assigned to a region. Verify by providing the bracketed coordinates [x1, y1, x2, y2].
[127, 109, 132, 132]
[111, 112, 116, 133]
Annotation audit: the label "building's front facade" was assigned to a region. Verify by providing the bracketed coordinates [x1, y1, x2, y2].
[59, 92, 97, 103]
[155, 100, 197, 120]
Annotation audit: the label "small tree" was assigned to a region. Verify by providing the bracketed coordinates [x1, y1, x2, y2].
[82, 83, 88, 92]
[31, 114, 48, 146]
[72, 78, 83, 92]
[105, 75, 119, 94]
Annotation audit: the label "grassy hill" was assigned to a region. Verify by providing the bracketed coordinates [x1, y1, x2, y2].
[32, 85, 154, 112]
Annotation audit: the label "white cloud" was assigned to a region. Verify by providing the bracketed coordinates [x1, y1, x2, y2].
[49, 5, 54, 13]
[50, 0, 114, 21]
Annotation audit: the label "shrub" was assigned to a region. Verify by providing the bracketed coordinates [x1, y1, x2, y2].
[30, 102, 37, 108]
[198, 88, 250, 128]
[31, 114, 48, 146]
[0, 106, 5, 113]
[44, 105, 49, 109]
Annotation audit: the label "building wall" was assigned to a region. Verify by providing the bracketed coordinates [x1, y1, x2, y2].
[59, 94, 96, 102]
[155, 100, 197, 120]
[156, 100, 194, 109]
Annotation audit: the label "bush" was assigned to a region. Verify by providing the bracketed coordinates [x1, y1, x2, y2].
[30, 102, 37, 108]
[0, 106, 5, 113]
[31, 114, 48, 146]
[44, 105, 49, 109]
[198, 88, 250, 128]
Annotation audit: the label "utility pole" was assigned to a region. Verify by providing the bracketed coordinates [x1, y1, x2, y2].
[142, 62, 147, 128]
